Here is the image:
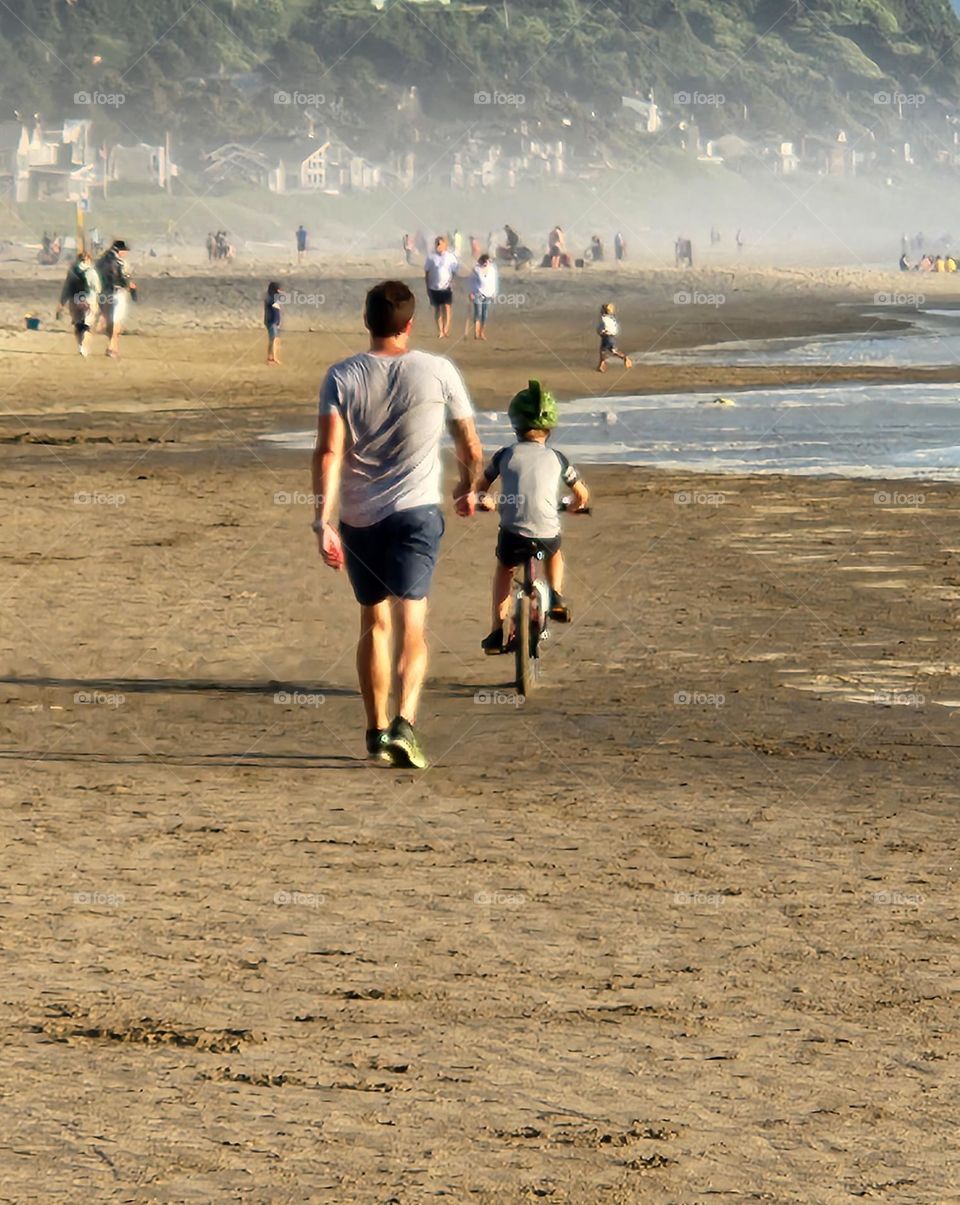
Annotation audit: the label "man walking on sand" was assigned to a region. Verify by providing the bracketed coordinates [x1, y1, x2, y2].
[424, 235, 458, 338]
[313, 280, 482, 769]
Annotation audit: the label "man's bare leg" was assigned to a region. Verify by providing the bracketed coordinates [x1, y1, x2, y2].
[441, 304, 452, 337]
[358, 601, 392, 729]
[391, 597, 428, 724]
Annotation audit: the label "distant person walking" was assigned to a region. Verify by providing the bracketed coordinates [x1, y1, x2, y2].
[402, 232, 414, 265]
[614, 231, 626, 262]
[313, 279, 482, 768]
[424, 235, 458, 338]
[468, 253, 498, 340]
[295, 225, 308, 264]
[548, 225, 565, 269]
[56, 250, 100, 357]
[264, 281, 283, 365]
[96, 239, 136, 359]
[596, 302, 631, 373]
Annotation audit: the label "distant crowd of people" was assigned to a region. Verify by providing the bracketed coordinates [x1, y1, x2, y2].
[897, 230, 960, 271]
[206, 230, 234, 261]
[900, 250, 959, 272]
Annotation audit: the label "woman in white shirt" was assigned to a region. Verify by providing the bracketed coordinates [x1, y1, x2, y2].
[468, 253, 498, 340]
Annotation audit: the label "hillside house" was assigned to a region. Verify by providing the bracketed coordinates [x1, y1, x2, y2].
[621, 94, 662, 134]
[108, 143, 173, 190]
[203, 133, 381, 193]
[0, 118, 97, 201]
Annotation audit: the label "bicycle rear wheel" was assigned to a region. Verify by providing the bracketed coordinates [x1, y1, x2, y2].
[515, 593, 537, 696]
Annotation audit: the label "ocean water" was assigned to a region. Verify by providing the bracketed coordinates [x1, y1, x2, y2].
[473, 382, 960, 479]
[638, 307, 960, 369]
[263, 310, 960, 479]
[263, 379, 960, 479]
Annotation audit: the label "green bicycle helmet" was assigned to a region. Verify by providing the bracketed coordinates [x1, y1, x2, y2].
[508, 379, 558, 432]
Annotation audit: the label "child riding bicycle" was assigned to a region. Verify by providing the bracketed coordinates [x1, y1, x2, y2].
[478, 380, 590, 653]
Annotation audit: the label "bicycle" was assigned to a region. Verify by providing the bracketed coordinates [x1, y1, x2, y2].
[485, 500, 590, 696]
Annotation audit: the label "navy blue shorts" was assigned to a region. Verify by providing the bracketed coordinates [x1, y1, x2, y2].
[340, 505, 445, 606]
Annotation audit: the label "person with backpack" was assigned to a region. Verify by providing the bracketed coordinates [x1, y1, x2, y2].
[56, 251, 101, 357]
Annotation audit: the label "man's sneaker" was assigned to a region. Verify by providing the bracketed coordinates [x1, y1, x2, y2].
[549, 592, 571, 622]
[383, 716, 429, 770]
[481, 628, 504, 655]
[365, 728, 392, 763]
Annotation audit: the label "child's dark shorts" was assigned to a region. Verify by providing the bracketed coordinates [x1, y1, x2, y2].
[496, 527, 561, 568]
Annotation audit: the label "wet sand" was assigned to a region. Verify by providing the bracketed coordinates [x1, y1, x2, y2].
[2, 266, 958, 1201]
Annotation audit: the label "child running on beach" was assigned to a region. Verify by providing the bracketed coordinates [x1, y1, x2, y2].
[477, 380, 590, 654]
[596, 302, 631, 373]
[264, 281, 283, 365]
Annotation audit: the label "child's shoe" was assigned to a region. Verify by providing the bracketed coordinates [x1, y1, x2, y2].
[481, 628, 504, 654]
[549, 592, 571, 622]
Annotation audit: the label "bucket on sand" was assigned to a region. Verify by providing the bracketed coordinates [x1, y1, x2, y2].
[24, 315, 41, 331]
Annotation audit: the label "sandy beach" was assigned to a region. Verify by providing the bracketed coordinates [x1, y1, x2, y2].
[2, 263, 959, 1201]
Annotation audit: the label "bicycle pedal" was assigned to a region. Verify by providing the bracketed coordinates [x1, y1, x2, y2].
[549, 607, 571, 623]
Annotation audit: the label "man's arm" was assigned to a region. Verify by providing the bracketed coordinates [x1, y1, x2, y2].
[448, 416, 483, 517]
[312, 410, 346, 569]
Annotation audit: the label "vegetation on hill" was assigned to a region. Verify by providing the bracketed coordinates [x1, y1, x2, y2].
[0, 1, 958, 153]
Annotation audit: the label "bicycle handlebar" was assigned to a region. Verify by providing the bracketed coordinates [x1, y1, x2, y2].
[477, 495, 591, 515]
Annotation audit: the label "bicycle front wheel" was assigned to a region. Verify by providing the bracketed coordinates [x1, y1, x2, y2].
[515, 593, 537, 696]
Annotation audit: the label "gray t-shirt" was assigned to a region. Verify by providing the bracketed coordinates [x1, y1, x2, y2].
[320, 349, 474, 528]
[484, 441, 580, 539]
